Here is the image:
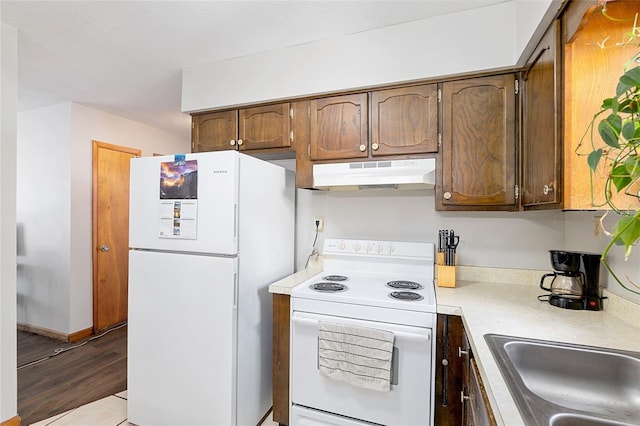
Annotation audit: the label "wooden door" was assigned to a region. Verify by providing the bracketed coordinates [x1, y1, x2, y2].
[439, 74, 517, 210]
[239, 103, 291, 150]
[371, 84, 439, 156]
[191, 110, 238, 152]
[310, 93, 368, 161]
[521, 20, 563, 209]
[92, 141, 141, 331]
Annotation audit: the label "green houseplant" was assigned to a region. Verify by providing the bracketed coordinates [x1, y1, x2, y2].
[579, 6, 640, 293]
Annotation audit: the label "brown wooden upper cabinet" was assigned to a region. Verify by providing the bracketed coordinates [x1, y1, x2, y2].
[521, 20, 563, 209]
[439, 74, 517, 211]
[309, 85, 439, 161]
[192, 103, 292, 153]
[191, 109, 238, 152]
[563, 0, 640, 211]
[370, 85, 439, 156]
[309, 93, 369, 161]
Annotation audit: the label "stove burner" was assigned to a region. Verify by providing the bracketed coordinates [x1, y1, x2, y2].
[386, 280, 423, 290]
[310, 282, 348, 292]
[389, 291, 424, 301]
[322, 275, 349, 282]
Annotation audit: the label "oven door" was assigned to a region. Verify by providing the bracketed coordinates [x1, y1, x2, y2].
[290, 310, 433, 426]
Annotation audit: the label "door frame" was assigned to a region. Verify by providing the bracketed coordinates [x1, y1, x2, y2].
[92, 140, 141, 332]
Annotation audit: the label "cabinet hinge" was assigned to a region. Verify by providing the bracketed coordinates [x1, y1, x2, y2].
[290, 130, 294, 142]
[307, 105, 311, 117]
[290, 108, 294, 119]
[438, 133, 442, 147]
[515, 184, 520, 199]
[307, 144, 311, 156]
[191, 141, 195, 151]
[437, 88, 442, 103]
[515, 80, 519, 95]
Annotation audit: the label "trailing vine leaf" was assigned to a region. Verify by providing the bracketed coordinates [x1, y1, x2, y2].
[588, 148, 603, 171]
[598, 114, 622, 147]
[612, 212, 640, 259]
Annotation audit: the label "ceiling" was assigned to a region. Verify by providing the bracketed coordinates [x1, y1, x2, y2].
[1, 0, 509, 139]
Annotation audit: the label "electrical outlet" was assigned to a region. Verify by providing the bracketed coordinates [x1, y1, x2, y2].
[315, 217, 324, 232]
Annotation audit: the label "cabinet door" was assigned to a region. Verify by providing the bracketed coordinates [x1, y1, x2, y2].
[310, 93, 368, 161]
[521, 20, 562, 209]
[272, 294, 290, 425]
[371, 85, 439, 156]
[191, 110, 238, 152]
[440, 74, 517, 210]
[239, 103, 292, 150]
[434, 314, 464, 426]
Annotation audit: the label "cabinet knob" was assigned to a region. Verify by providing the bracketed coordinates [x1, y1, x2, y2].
[229, 140, 236, 146]
[359, 144, 366, 152]
[237, 139, 243, 146]
[372, 143, 379, 151]
[444, 191, 452, 200]
[461, 391, 470, 403]
[458, 347, 468, 358]
[543, 183, 554, 195]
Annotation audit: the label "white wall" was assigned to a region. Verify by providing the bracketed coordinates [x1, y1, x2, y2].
[16, 102, 190, 335]
[182, 2, 520, 112]
[292, 188, 565, 271]
[1, 21, 19, 425]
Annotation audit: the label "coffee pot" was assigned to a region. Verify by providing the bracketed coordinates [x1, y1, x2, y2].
[539, 250, 604, 310]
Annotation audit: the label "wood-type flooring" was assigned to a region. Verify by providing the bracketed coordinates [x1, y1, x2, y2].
[17, 324, 127, 425]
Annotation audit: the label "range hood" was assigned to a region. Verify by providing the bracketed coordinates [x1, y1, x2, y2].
[312, 158, 436, 190]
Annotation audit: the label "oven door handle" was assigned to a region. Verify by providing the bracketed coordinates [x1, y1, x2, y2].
[291, 315, 431, 342]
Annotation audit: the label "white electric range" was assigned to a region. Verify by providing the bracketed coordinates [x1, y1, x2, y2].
[290, 238, 437, 426]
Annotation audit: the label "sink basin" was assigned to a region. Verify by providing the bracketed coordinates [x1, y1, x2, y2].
[484, 334, 640, 426]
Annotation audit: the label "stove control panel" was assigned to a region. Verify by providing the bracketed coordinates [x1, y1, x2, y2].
[323, 238, 433, 261]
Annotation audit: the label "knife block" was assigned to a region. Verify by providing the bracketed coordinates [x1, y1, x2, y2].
[436, 252, 456, 288]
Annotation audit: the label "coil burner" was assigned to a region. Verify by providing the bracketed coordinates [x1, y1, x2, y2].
[323, 275, 349, 282]
[310, 282, 348, 292]
[386, 280, 423, 290]
[389, 291, 424, 301]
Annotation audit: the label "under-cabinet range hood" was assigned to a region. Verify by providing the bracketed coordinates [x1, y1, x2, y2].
[312, 158, 436, 190]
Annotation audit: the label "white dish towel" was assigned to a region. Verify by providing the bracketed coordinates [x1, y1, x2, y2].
[317, 321, 395, 392]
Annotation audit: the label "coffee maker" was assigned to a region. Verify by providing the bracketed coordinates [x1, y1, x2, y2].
[539, 250, 604, 311]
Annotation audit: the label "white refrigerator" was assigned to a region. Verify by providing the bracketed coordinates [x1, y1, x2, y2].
[127, 150, 295, 426]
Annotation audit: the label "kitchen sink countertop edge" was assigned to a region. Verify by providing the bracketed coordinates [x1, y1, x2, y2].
[437, 279, 640, 426]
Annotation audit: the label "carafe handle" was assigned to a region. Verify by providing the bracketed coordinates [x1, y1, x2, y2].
[540, 272, 556, 291]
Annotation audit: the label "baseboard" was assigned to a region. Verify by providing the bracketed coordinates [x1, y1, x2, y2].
[17, 323, 93, 342]
[1, 415, 21, 426]
[69, 327, 93, 342]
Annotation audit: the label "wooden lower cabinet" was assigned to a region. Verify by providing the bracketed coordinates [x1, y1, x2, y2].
[435, 314, 465, 424]
[272, 294, 290, 425]
[435, 314, 496, 426]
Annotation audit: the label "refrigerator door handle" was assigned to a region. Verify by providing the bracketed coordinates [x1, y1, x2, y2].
[233, 272, 238, 309]
[234, 203, 238, 240]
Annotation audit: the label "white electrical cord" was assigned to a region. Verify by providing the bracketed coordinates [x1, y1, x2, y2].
[304, 222, 320, 268]
[18, 322, 128, 370]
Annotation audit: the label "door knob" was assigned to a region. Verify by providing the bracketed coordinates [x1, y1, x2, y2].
[100, 245, 110, 252]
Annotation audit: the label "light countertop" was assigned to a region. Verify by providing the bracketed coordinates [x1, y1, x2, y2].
[269, 264, 640, 425]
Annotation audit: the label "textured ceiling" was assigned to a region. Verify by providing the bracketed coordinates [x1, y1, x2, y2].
[1, 0, 509, 138]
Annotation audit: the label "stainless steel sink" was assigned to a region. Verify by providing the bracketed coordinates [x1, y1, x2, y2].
[484, 334, 640, 426]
